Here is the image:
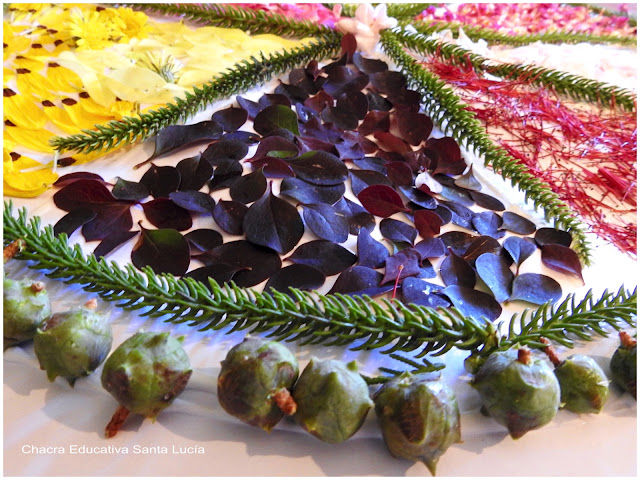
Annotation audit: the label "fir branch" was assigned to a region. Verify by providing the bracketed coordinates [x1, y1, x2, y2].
[122, 3, 332, 37]
[567, 3, 637, 28]
[3, 203, 635, 362]
[386, 4, 437, 19]
[49, 34, 341, 155]
[397, 26, 637, 111]
[380, 30, 593, 265]
[406, 19, 638, 47]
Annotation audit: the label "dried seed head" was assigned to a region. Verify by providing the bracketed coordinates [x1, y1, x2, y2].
[3, 277, 51, 350]
[610, 332, 637, 399]
[554, 354, 609, 413]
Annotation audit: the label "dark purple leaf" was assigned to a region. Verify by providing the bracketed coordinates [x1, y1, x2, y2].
[212, 106, 248, 132]
[81, 204, 133, 241]
[438, 200, 475, 230]
[112, 177, 150, 202]
[358, 110, 390, 136]
[54, 208, 96, 237]
[323, 67, 368, 97]
[247, 136, 298, 162]
[243, 185, 304, 254]
[236, 95, 262, 119]
[250, 157, 295, 178]
[302, 203, 349, 243]
[229, 168, 267, 204]
[352, 157, 387, 173]
[358, 185, 408, 217]
[304, 90, 333, 114]
[381, 249, 422, 285]
[443, 286, 502, 321]
[329, 266, 383, 295]
[475, 253, 514, 303]
[503, 236, 537, 272]
[366, 91, 392, 111]
[139, 165, 180, 198]
[321, 103, 358, 130]
[386, 162, 414, 187]
[414, 210, 442, 238]
[334, 197, 375, 234]
[349, 169, 393, 196]
[414, 237, 447, 260]
[374, 131, 410, 154]
[389, 109, 433, 146]
[131, 226, 190, 276]
[357, 228, 389, 268]
[53, 171, 105, 187]
[499, 212, 537, 235]
[440, 249, 476, 288]
[207, 158, 244, 191]
[353, 52, 388, 73]
[147, 120, 222, 161]
[286, 240, 356, 276]
[438, 184, 475, 206]
[184, 229, 223, 255]
[535, 228, 573, 247]
[212, 200, 248, 235]
[428, 137, 466, 175]
[334, 131, 366, 160]
[401, 278, 450, 308]
[399, 186, 437, 209]
[221, 130, 260, 145]
[468, 190, 506, 211]
[541, 244, 584, 283]
[386, 88, 421, 109]
[94, 230, 138, 258]
[369, 70, 406, 95]
[432, 205, 453, 225]
[169, 190, 216, 214]
[462, 236, 501, 265]
[287, 151, 348, 186]
[53, 178, 114, 211]
[275, 82, 309, 103]
[141, 198, 192, 231]
[509, 273, 563, 305]
[184, 263, 247, 285]
[439, 231, 476, 256]
[279, 177, 345, 205]
[454, 166, 482, 191]
[198, 240, 282, 287]
[176, 154, 213, 191]
[380, 218, 417, 246]
[202, 139, 249, 166]
[418, 259, 437, 279]
[472, 211, 505, 239]
[253, 104, 300, 136]
[338, 90, 369, 120]
[264, 264, 326, 294]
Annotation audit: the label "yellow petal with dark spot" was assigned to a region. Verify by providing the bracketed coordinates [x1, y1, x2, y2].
[13, 55, 46, 71]
[3, 122, 55, 153]
[61, 97, 115, 129]
[3, 88, 47, 129]
[46, 62, 83, 92]
[3, 151, 58, 198]
[41, 100, 81, 134]
[16, 68, 57, 99]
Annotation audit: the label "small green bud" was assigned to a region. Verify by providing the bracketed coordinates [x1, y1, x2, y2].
[33, 301, 112, 386]
[293, 358, 373, 444]
[554, 354, 609, 413]
[471, 348, 560, 439]
[610, 332, 637, 399]
[374, 371, 461, 475]
[3, 277, 51, 349]
[217, 336, 299, 431]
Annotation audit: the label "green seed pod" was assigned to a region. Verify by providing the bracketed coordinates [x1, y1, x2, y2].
[217, 336, 299, 431]
[373, 371, 461, 475]
[101, 331, 192, 419]
[293, 358, 373, 443]
[471, 348, 560, 439]
[33, 301, 112, 386]
[610, 332, 637, 399]
[554, 354, 609, 413]
[3, 277, 51, 350]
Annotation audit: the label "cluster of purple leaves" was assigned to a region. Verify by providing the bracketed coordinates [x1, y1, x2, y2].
[52, 46, 584, 321]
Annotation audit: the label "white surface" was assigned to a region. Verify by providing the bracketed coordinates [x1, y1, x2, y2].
[3, 44, 638, 477]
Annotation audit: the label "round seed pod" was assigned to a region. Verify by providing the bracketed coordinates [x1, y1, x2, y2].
[101, 331, 192, 437]
[217, 336, 299, 431]
[293, 358, 373, 443]
[610, 332, 637, 399]
[33, 300, 111, 386]
[374, 371, 461, 475]
[471, 348, 560, 439]
[554, 354, 609, 413]
[3, 277, 51, 350]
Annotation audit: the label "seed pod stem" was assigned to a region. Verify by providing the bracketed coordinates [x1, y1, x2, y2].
[272, 388, 297, 416]
[619, 331, 637, 349]
[105, 405, 130, 439]
[539, 338, 562, 367]
[3, 238, 25, 263]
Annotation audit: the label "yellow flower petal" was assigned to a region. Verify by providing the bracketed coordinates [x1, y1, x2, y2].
[41, 99, 81, 134]
[60, 97, 114, 130]
[3, 151, 58, 198]
[15, 67, 57, 99]
[12, 55, 46, 71]
[3, 121, 55, 153]
[46, 61, 83, 92]
[3, 87, 47, 129]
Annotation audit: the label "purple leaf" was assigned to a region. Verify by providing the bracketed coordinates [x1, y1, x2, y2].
[374, 131, 410, 154]
[258, 93, 291, 109]
[428, 137, 466, 175]
[366, 91, 392, 111]
[472, 211, 505, 239]
[286, 240, 356, 276]
[246, 136, 299, 162]
[54, 208, 96, 237]
[503, 236, 537, 273]
[279, 177, 345, 205]
[139, 164, 181, 198]
[380, 218, 417, 245]
[389, 109, 433, 146]
[131, 226, 190, 276]
[212, 200, 248, 235]
[358, 184, 408, 218]
[358, 110, 390, 136]
[357, 229, 390, 268]
[184, 229, 223, 255]
[369, 70, 406, 95]
[352, 157, 387, 173]
[349, 169, 393, 196]
[169, 190, 216, 214]
[147, 120, 222, 161]
[253, 104, 300, 136]
[541, 244, 584, 283]
[94, 230, 138, 258]
[401, 277, 450, 308]
[454, 166, 482, 191]
[212, 106, 248, 132]
[353, 52, 388, 73]
[202, 139, 249, 166]
[475, 253, 514, 303]
[198, 240, 281, 287]
[111, 177, 149, 202]
[438, 200, 475, 230]
[243, 185, 304, 254]
[439, 231, 476, 256]
[440, 249, 476, 288]
[386, 162, 415, 187]
[468, 190, 506, 211]
[229, 168, 267, 204]
[184, 263, 247, 285]
[414, 237, 447, 260]
[334, 197, 375, 234]
[207, 158, 243, 191]
[499, 212, 537, 235]
[399, 186, 437, 209]
[438, 184, 475, 206]
[264, 264, 326, 294]
[54, 171, 105, 187]
[287, 151, 348, 186]
[176, 154, 213, 191]
[381, 249, 422, 285]
[249, 157, 295, 178]
[141, 198, 193, 231]
[414, 209, 442, 238]
[509, 273, 563, 305]
[443, 285, 502, 321]
[302, 203, 349, 243]
[462, 236, 501, 265]
[321, 103, 359, 130]
[328, 266, 383, 295]
[534, 227, 573, 248]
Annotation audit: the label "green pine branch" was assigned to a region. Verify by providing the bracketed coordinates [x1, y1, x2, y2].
[406, 19, 637, 47]
[3, 203, 636, 361]
[49, 34, 341, 155]
[397, 26, 637, 111]
[386, 4, 436, 19]
[122, 3, 332, 37]
[568, 3, 637, 28]
[380, 29, 593, 265]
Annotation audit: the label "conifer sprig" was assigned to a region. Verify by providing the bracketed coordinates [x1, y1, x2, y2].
[49, 35, 341, 155]
[380, 29, 593, 265]
[3, 203, 635, 361]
